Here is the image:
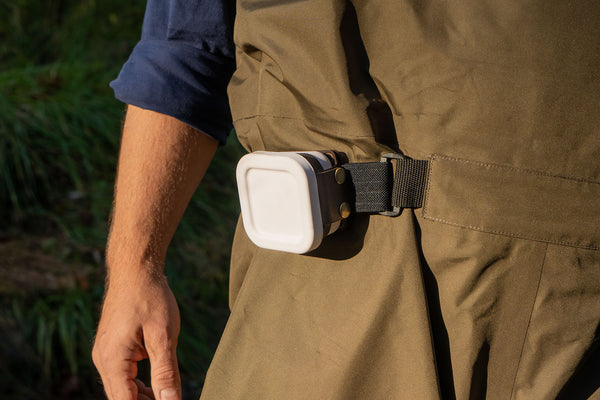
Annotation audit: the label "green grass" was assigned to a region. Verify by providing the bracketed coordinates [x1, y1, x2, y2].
[1, 287, 105, 398]
[0, 62, 119, 229]
[0, 0, 244, 398]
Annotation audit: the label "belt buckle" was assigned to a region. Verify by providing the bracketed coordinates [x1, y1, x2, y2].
[378, 152, 405, 217]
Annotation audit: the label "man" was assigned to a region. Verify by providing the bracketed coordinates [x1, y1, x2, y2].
[93, 1, 600, 399]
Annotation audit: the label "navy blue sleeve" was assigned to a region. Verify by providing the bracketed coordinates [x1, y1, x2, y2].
[110, 0, 236, 143]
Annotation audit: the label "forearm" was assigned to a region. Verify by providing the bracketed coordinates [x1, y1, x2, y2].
[106, 105, 218, 282]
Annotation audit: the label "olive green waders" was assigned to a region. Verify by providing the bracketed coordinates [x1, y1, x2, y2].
[200, 1, 600, 399]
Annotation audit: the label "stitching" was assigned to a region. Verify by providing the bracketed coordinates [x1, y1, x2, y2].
[421, 215, 599, 250]
[235, 114, 299, 122]
[430, 154, 600, 185]
[233, 115, 378, 139]
[509, 243, 548, 400]
[422, 154, 600, 250]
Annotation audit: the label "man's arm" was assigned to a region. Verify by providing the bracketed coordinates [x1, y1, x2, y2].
[92, 105, 218, 400]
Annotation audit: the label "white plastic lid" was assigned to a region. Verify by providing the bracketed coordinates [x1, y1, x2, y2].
[236, 151, 331, 254]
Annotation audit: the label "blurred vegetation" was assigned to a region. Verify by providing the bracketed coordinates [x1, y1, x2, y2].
[0, 0, 244, 398]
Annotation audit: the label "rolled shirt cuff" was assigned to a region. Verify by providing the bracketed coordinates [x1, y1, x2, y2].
[110, 39, 235, 144]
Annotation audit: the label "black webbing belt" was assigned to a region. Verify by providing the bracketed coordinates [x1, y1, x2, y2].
[300, 152, 429, 220]
[343, 154, 429, 216]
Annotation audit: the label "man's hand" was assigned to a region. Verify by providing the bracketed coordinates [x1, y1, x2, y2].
[93, 273, 181, 400]
[92, 106, 218, 399]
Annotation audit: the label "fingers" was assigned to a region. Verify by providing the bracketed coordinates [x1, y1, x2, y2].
[92, 331, 147, 400]
[93, 277, 181, 400]
[147, 335, 182, 400]
[135, 379, 156, 400]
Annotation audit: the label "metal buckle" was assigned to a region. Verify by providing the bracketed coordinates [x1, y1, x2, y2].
[378, 153, 405, 217]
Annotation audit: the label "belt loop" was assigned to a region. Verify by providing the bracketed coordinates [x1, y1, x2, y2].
[379, 153, 405, 216]
[383, 153, 429, 214]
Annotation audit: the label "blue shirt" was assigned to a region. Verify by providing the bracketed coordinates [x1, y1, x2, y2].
[110, 0, 236, 144]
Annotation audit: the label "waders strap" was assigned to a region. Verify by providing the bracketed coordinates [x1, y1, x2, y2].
[343, 154, 429, 216]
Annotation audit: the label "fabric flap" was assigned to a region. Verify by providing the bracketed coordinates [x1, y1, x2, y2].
[422, 154, 600, 250]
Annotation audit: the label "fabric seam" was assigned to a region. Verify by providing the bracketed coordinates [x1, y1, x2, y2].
[421, 154, 600, 250]
[233, 115, 377, 139]
[508, 243, 548, 400]
[429, 154, 600, 185]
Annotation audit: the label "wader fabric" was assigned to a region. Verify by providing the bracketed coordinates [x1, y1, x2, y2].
[201, 1, 600, 399]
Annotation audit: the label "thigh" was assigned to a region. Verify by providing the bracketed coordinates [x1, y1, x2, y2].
[511, 244, 600, 400]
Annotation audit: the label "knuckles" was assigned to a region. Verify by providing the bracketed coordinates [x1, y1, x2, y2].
[151, 362, 181, 388]
[91, 335, 108, 370]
